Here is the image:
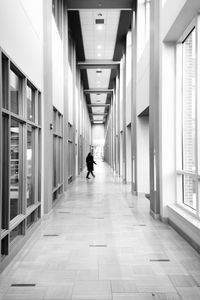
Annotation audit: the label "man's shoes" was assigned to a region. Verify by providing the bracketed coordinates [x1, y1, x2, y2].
[86, 177, 90, 179]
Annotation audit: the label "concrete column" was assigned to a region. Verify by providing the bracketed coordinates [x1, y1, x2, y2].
[43, 0, 53, 213]
[149, 0, 161, 218]
[131, 11, 138, 194]
[63, 1, 69, 190]
[122, 52, 127, 183]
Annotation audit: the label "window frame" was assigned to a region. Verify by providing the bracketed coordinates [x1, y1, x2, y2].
[176, 17, 200, 219]
[0, 49, 42, 256]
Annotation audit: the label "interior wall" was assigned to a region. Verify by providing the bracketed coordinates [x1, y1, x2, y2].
[137, 117, 150, 193]
[136, 0, 150, 194]
[52, 17, 64, 114]
[126, 126, 132, 182]
[0, 0, 43, 89]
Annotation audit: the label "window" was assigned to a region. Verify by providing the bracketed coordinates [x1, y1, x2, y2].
[27, 125, 35, 207]
[52, 107, 63, 202]
[0, 51, 42, 260]
[68, 123, 73, 182]
[10, 68, 22, 115]
[176, 20, 200, 217]
[27, 84, 35, 122]
[10, 119, 22, 220]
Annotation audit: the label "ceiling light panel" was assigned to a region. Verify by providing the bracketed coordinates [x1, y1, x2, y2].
[87, 69, 111, 89]
[92, 107, 105, 114]
[79, 9, 120, 60]
[90, 94, 107, 104]
[93, 115, 104, 121]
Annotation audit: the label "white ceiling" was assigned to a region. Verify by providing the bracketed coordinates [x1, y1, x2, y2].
[92, 107, 105, 114]
[79, 9, 120, 123]
[87, 69, 111, 89]
[90, 94, 107, 104]
[79, 9, 120, 60]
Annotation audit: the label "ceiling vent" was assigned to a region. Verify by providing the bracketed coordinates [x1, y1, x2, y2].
[95, 19, 104, 24]
[96, 70, 102, 73]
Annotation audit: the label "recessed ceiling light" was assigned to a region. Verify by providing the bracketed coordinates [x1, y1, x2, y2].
[97, 24, 103, 30]
[97, 45, 102, 49]
[97, 53, 102, 57]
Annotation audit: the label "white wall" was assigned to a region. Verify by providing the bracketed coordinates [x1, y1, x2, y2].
[0, 0, 43, 89]
[92, 125, 105, 146]
[136, 43, 150, 115]
[126, 31, 132, 126]
[136, 0, 150, 194]
[137, 117, 150, 193]
[52, 17, 64, 114]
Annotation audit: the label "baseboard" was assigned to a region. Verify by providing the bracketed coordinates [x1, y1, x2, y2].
[169, 219, 200, 254]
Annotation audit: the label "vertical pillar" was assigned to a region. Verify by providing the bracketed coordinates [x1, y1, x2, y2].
[131, 11, 137, 194]
[63, 1, 69, 190]
[149, 0, 161, 218]
[43, 0, 53, 213]
[123, 52, 127, 183]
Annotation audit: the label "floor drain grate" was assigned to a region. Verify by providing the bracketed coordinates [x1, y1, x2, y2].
[43, 234, 59, 237]
[58, 211, 71, 214]
[89, 245, 107, 247]
[150, 259, 170, 262]
[11, 284, 36, 287]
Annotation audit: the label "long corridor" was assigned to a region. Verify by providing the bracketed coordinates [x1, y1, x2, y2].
[0, 162, 200, 300]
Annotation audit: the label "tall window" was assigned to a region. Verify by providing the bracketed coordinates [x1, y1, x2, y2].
[68, 122, 73, 182]
[176, 20, 200, 218]
[52, 107, 63, 202]
[0, 52, 41, 258]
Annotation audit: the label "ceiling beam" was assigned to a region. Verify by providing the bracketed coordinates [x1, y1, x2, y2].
[87, 104, 110, 107]
[89, 113, 108, 115]
[84, 89, 113, 94]
[66, 0, 135, 10]
[78, 60, 120, 70]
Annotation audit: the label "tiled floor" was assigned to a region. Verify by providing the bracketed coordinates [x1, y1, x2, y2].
[1, 161, 200, 299]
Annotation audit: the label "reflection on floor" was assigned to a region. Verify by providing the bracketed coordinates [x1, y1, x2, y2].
[0, 161, 200, 300]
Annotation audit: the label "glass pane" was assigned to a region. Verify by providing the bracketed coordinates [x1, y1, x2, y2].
[2, 55, 9, 109]
[53, 109, 57, 132]
[2, 116, 9, 229]
[182, 28, 196, 172]
[38, 92, 41, 125]
[10, 223, 22, 243]
[38, 130, 41, 202]
[27, 125, 35, 207]
[27, 85, 35, 122]
[10, 70, 21, 115]
[10, 119, 20, 220]
[27, 212, 35, 228]
[53, 136, 57, 188]
[182, 175, 197, 210]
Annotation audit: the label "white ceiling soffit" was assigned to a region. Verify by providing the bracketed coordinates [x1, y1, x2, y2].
[79, 9, 120, 122]
[79, 9, 120, 60]
[90, 94, 107, 104]
[87, 69, 111, 89]
[93, 115, 104, 121]
[92, 107, 105, 114]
